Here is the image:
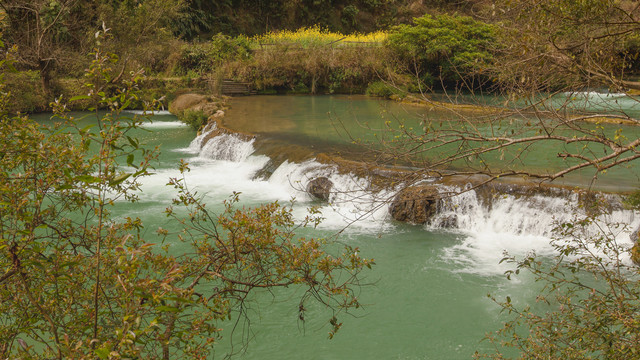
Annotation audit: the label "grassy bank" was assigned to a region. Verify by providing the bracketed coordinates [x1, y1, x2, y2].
[174, 28, 395, 96]
[5, 73, 212, 114]
[9, 16, 498, 113]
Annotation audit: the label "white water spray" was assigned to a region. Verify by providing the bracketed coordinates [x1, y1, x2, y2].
[431, 185, 639, 275]
[152, 124, 640, 275]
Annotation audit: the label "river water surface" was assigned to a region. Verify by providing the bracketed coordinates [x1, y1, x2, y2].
[36, 95, 640, 359]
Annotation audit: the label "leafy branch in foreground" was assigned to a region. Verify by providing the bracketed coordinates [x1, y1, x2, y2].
[162, 164, 373, 350]
[355, 2, 640, 358]
[476, 206, 640, 359]
[0, 30, 371, 359]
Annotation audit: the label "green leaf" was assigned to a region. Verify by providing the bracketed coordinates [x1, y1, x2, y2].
[70, 95, 91, 102]
[156, 305, 180, 313]
[95, 347, 110, 360]
[76, 175, 101, 184]
[110, 173, 132, 186]
[126, 154, 135, 167]
[126, 136, 139, 149]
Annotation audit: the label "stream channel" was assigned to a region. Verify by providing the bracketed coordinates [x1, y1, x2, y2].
[36, 94, 640, 359]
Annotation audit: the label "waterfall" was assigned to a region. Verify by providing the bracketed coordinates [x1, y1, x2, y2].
[431, 185, 639, 275]
[181, 123, 216, 154]
[180, 126, 639, 272]
[124, 110, 173, 116]
[139, 121, 188, 129]
[184, 123, 256, 163]
[199, 133, 255, 162]
[268, 160, 396, 232]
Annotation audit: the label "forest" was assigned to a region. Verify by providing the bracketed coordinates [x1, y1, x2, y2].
[6, 0, 639, 112]
[1, 1, 640, 359]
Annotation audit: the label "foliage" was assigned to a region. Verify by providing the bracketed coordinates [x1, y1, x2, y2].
[3, 70, 49, 113]
[0, 35, 371, 359]
[170, 0, 392, 37]
[210, 33, 253, 62]
[386, 14, 496, 86]
[169, 0, 485, 39]
[181, 109, 209, 130]
[476, 211, 640, 359]
[366, 80, 405, 99]
[488, 0, 640, 92]
[174, 34, 252, 75]
[0, 0, 184, 93]
[225, 43, 387, 94]
[253, 26, 387, 48]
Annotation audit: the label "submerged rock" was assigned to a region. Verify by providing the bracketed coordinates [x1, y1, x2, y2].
[389, 185, 440, 224]
[435, 214, 458, 228]
[306, 177, 333, 201]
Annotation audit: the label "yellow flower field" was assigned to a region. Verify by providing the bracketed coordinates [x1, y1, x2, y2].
[253, 26, 387, 48]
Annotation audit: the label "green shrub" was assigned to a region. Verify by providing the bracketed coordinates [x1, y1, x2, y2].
[174, 34, 253, 76]
[290, 81, 310, 94]
[175, 43, 214, 75]
[181, 109, 209, 130]
[4, 71, 48, 113]
[387, 14, 496, 85]
[366, 81, 405, 99]
[210, 33, 252, 62]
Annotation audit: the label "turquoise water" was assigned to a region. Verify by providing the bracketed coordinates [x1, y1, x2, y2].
[32, 97, 639, 359]
[225, 95, 640, 191]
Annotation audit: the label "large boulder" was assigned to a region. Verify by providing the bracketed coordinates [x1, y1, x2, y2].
[169, 93, 222, 118]
[306, 177, 333, 201]
[389, 185, 440, 224]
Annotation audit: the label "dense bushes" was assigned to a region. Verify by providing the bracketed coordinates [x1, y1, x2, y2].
[224, 45, 389, 94]
[174, 34, 252, 75]
[387, 14, 497, 88]
[3, 5, 503, 113]
[171, 0, 484, 39]
[4, 71, 49, 113]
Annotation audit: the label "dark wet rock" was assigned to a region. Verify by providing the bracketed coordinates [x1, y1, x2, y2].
[631, 224, 640, 243]
[306, 177, 333, 201]
[435, 214, 458, 228]
[253, 159, 279, 181]
[389, 185, 440, 224]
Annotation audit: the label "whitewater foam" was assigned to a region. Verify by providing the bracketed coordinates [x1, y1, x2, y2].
[431, 185, 639, 275]
[139, 121, 188, 129]
[124, 110, 173, 116]
[139, 121, 640, 275]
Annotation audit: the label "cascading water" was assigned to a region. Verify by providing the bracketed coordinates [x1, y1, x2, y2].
[430, 185, 639, 274]
[189, 127, 639, 253]
[180, 97, 640, 359]
[186, 129, 396, 232]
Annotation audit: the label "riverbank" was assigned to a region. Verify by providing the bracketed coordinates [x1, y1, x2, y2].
[5, 73, 212, 114]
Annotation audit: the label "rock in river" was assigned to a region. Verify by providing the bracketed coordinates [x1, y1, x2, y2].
[306, 177, 333, 201]
[389, 185, 440, 224]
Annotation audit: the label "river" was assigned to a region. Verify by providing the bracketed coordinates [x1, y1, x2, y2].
[36, 95, 640, 359]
